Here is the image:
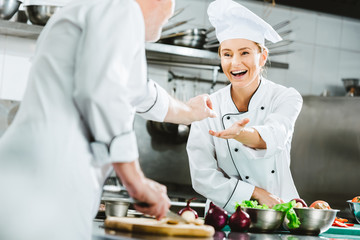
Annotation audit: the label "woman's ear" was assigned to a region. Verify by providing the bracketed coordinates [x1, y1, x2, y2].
[259, 49, 268, 67]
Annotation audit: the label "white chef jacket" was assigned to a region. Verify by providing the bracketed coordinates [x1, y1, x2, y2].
[0, 0, 169, 239]
[186, 78, 302, 214]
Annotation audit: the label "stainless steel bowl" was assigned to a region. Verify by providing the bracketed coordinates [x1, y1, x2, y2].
[25, 5, 61, 26]
[104, 201, 130, 218]
[242, 208, 285, 233]
[0, 0, 21, 20]
[347, 200, 360, 224]
[284, 208, 339, 235]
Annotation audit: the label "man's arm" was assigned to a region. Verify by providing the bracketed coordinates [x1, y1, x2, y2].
[112, 161, 170, 220]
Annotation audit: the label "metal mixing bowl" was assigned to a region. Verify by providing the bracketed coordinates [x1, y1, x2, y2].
[242, 208, 285, 233]
[284, 208, 339, 235]
[347, 200, 360, 224]
[25, 5, 61, 26]
[0, 0, 21, 20]
[104, 201, 130, 218]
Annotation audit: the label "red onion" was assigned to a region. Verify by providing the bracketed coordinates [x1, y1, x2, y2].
[229, 206, 251, 232]
[178, 197, 198, 220]
[204, 202, 229, 230]
[292, 198, 308, 207]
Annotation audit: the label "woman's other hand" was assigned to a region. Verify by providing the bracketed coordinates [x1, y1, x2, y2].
[209, 118, 250, 139]
[252, 187, 283, 208]
[209, 118, 266, 149]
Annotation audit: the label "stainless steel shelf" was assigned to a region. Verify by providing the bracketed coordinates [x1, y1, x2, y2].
[0, 20, 42, 39]
[0, 20, 289, 69]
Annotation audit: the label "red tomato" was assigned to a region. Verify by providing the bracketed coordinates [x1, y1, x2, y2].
[351, 196, 360, 203]
[309, 200, 331, 209]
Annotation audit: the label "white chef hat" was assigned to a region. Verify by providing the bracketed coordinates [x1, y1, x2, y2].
[208, 0, 282, 45]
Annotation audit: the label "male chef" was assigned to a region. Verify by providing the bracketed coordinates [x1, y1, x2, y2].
[0, 0, 216, 239]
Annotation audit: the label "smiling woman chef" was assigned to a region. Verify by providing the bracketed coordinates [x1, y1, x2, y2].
[187, 0, 303, 214]
[0, 0, 217, 239]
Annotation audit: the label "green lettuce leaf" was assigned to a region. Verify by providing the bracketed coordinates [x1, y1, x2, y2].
[236, 200, 269, 209]
[272, 200, 301, 229]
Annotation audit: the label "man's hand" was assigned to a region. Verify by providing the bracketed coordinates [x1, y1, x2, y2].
[113, 161, 170, 220]
[186, 94, 217, 124]
[130, 178, 170, 220]
[164, 94, 217, 125]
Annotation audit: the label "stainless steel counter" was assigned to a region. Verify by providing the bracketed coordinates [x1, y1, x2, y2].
[91, 220, 359, 240]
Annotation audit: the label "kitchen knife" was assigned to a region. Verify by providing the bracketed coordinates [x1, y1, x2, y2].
[166, 209, 189, 224]
[128, 197, 189, 223]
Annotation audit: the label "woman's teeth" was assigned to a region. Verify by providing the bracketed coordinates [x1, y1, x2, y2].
[231, 70, 247, 77]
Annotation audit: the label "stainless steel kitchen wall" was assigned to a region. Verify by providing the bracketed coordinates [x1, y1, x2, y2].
[290, 96, 360, 211]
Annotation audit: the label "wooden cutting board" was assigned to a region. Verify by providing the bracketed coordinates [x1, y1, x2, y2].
[104, 216, 215, 238]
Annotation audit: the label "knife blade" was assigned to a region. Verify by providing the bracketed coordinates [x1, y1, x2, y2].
[166, 209, 189, 224]
[128, 197, 189, 223]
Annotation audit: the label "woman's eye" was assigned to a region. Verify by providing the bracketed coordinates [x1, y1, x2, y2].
[223, 53, 231, 57]
[241, 51, 249, 55]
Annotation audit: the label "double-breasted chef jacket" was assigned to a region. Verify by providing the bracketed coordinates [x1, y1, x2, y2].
[0, 0, 169, 239]
[187, 78, 303, 214]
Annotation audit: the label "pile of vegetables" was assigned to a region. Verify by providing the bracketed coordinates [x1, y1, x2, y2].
[237, 200, 301, 229]
[193, 195, 360, 231]
[351, 195, 360, 203]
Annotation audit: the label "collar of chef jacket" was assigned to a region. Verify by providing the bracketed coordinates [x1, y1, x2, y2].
[218, 78, 268, 115]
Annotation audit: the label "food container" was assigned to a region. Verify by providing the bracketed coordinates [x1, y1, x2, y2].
[284, 208, 339, 235]
[104, 201, 130, 218]
[242, 208, 285, 233]
[0, 0, 21, 20]
[25, 5, 60, 25]
[347, 200, 360, 224]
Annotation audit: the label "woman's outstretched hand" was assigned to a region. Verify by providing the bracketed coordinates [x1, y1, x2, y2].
[209, 118, 250, 139]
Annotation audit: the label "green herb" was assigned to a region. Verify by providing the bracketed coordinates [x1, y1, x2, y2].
[272, 200, 301, 229]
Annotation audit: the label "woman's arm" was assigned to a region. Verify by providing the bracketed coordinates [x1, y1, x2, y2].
[209, 88, 303, 155]
[187, 120, 255, 213]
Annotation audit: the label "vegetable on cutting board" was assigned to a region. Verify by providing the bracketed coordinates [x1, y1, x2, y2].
[178, 198, 199, 223]
[332, 217, 354, 228]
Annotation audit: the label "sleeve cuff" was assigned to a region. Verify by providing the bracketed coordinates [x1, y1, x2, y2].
[223, 180, 255, 213]
[252, 125, 277, 158]
[137, 81, 169, 122]
[90, 131, 138, 166]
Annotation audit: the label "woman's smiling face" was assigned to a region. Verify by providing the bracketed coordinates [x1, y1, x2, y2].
[220, 38, 267, 89]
